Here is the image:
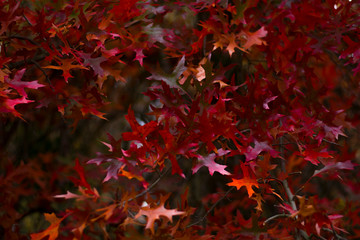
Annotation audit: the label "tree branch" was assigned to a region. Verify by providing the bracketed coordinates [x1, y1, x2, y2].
[263, 213, 290, 225]
[30, 59, 54, 89]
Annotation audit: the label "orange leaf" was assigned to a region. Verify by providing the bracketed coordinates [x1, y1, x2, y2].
[227, 163, 259, 197]
[44, 58, 88, 83]
[91, 204, 118, 222]
[225, 33, 244, 55]
[251, 193, 264, 212]
[292, 196, 316, 218]
[31, 213, 68, 240]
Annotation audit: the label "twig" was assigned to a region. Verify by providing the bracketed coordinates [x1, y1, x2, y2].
[22, 14, 33, 27]
[329, 221, 347, 240]
[118, 167, 171, 207]
[9, 35, 40, 46]
[322, 139, 342, 146]
[272, 142, 297, 146]
[263, 213, 290, 225]
[186, 186, 235, 228]
[8, 53, 48, 70]
[30, 59, 54, 89]
[294, 186, 304, 196]
[278, 120, 305, 240]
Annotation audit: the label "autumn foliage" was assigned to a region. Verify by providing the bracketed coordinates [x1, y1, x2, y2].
[1, 0, 360, 239]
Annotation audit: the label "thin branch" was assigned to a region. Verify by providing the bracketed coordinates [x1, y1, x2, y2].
[22, 14, 33, 26]
[9, 35, 40, 46]
[294, 186, 304, 196]
[186, 186, 236, 228]
[263, 213, 290, 225]
[279, 134, 297, 210]
[8, 53, 48, 70]
[272, 141, 297, 146]
[322, 138, 342, 146]
[30, 59, 54, 89]
[328, 220, 347, 240]
[278, 120, 305, 240]
[241, 128, 251, 133]
[118, 167, 171, 207]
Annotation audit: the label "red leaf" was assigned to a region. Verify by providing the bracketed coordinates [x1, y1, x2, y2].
[1, 97, 33, 118]
[69, 159, 97, 196]
[303, 149, 333, 165]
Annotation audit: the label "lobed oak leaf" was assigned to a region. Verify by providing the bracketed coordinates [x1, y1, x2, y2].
[251, 193, 264, 212]
[6, 69, 45, 98]
[92, 204, 118, 222]
[80, 105, 107, 120]
[103, 159, 123, 183]
[134, 196, 185, 234]
[240, 26, 267, 51]
[225, 33, 244, 55]
[134, 48, 145, 66]
[227, 163, 258, 197]
[78, 52, 107, 77]
[148, 56, 187, 91]
[313, 160, 355, 177]
[118, 165, 144, 182]
[292, 196, 316, 218]
[31, 213, 68, 240]
[1, 97, 33, 118]
[44, 58, 88, 83]
[323, 125, 346, 141]
[245, 140, 277, 162]
[70, 159, 98, 197]
[192, 150, 231, 176]
[302, 149, 333, 165]
[228, 177, 259, 197]
[253, 153, 277, 176]
[87, 155, 125, 183]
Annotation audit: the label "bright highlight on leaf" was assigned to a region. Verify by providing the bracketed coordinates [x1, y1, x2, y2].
[133, 196, 185, 234]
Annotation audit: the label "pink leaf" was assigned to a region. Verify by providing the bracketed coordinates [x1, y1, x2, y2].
[245, 140, 277, 161]
[313, 160, 356, 177]
[192, 150, 230, 176]
[263, 96, 277, 110]
[6, 69, 45, 98]
[54, 191, 83, 199]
